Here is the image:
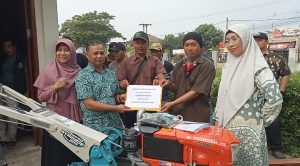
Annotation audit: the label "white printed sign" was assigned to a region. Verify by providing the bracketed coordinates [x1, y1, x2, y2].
[125, 85, 162, 111]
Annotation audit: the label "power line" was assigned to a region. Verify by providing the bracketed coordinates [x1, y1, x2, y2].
[230, 16, 300, 22]
[154, 18, 300, 38]
[227, 12, 300, 31]
[249, 19, 300, 31]
[152, 8, 299, 38]
[153, 21, 226, 37]
[151, 0, 293, 25]
[245, 9, 300, 21]
[245, 17, 300, 28]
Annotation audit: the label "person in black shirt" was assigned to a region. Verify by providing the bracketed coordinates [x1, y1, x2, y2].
[0, 39, 27, 149]
[104, 42, 117, 67]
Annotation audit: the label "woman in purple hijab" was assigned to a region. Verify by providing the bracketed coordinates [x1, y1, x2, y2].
[34, 38, 82, 166]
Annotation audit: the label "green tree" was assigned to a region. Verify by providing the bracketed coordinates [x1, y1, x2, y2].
[194, 24, 224, 50]
[59, 11, 124, 48]
[161, 33, 184, 55]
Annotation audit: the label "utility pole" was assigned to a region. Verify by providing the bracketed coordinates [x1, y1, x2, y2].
[226, 17, 229, 32]
[139, 23, 152, 33]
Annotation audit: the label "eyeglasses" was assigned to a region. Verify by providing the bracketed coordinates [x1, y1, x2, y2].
[224, 36, 241, 47]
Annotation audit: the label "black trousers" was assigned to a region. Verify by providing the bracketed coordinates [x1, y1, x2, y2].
[266, 114, 283, 152]
[0, 144, 7, 164]
[41, 131, 82, 166]
[121, 111, 137, 128]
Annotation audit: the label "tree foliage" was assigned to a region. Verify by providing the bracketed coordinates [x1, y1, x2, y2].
[194, 24, 224, 49]
[161, 24, 224, 55]
[281, 73, 300, 157]
[59, 11, 124, 48]
[161, 33, 185, 55]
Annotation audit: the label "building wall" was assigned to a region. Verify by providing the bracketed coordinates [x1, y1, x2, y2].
[289, 48, 300, 72]
[269, 37, 300, 72]
[288, 38, 300, 72]
[34, 0, 59, 70]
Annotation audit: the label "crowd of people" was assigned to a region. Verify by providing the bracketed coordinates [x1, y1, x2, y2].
[0, 24, 291, 166]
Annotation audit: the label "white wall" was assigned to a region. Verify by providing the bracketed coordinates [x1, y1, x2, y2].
[288, 48, 300, 72]
[34, 0, 59, 70]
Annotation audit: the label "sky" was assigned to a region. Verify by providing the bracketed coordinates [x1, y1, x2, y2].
[57, 0, 300, 41]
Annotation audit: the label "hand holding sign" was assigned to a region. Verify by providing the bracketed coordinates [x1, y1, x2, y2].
[125, 85, 162, 111]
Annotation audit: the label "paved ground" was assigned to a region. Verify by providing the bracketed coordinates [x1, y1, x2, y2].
[3, 135, 41, 166]
[2, 134, 131, 166]
[1, 134, 297, 166]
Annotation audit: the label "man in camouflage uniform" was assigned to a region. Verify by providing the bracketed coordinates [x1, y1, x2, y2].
[254, 32, 291, 159]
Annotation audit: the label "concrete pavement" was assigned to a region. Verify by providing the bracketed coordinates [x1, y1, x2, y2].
[2, 134, 298, 166]
[4, 135, 41, 166]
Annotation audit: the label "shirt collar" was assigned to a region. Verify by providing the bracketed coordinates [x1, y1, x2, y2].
[86, 63, 108, 73]
[134, 55, 149, 62]
[183, 54, 204, 64]
[263, 50, 270, 57]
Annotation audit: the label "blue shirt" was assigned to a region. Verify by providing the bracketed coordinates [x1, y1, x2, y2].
[75, 63, 123, 132]
[0, 56, 16, 88]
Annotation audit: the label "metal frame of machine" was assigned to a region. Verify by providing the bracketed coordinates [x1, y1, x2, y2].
[0, 84, 240, 166]
[0, 84, 118, 166]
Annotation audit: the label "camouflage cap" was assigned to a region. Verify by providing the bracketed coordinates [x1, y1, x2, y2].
[149, 43, 162, 51]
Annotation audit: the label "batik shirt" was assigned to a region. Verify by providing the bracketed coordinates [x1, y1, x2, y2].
[264, 51, 290, 80]
[221, 67, 282, 166]
[75, 64, 123, 132]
